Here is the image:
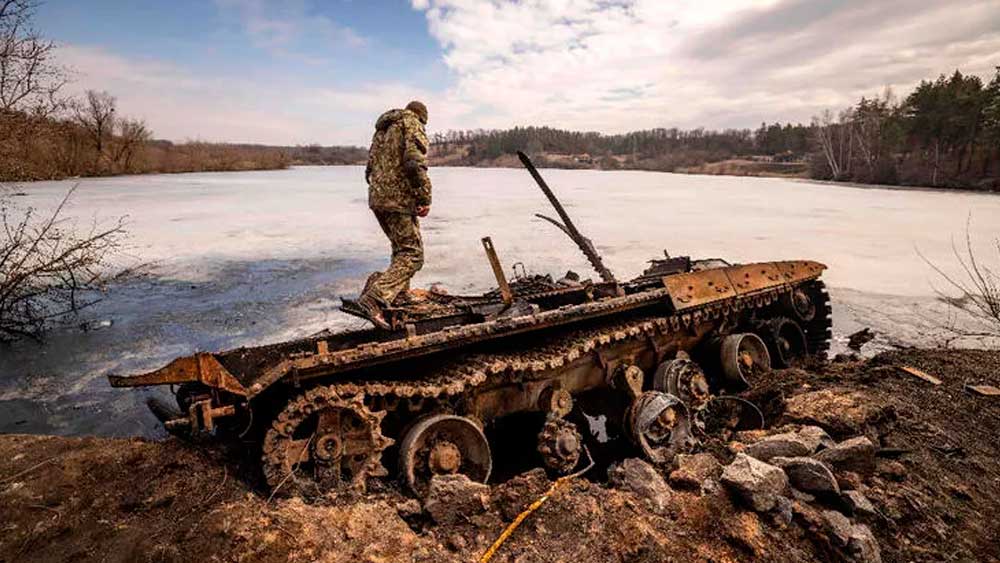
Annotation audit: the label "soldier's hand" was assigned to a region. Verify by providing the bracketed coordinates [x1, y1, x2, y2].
[416, 206, 430, 217]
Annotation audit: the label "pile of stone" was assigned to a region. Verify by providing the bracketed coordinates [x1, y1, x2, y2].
[721, 425, 882, 563]
[410, 423, 885, 562]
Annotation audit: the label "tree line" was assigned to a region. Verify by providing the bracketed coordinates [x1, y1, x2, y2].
[813, 70, 1000, 188]
[430, 122, 810, 172]
[432, 68, 1000, 190]
[0, 0, 293, 182]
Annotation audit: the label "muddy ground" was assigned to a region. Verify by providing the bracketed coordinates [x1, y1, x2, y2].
[1, 348, 998, 563]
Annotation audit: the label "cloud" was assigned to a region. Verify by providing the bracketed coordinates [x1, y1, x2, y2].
[47, 0, 1000, 146]
[215, 0, 366, 56]
[412, 0, 1000, 133]
[56, 44, 379, 144]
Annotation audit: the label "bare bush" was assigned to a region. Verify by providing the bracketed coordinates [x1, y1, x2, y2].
[0, 185, 131, 341]
[921, 220, 1000, 341]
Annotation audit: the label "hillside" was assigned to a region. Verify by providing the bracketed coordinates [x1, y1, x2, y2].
[2, 348, 998, 562]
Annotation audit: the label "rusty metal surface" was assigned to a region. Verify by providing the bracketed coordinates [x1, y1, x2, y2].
[774, 260, 826, 283]
[725, 263, 784, 293]
[108, 353, 247, 396]
[262, 389, 392, 496]
[247, 286, 673, 395]
[666, 260, 826, 311]
[663, 268, 736, 309]
[482, 237, 513, 305]
[111, 260, 825, 399]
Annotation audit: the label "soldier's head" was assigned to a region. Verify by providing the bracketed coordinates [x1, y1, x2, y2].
[405, 100, 428, 124]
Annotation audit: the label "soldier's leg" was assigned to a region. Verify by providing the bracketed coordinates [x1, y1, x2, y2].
[366, 211, 423, 306]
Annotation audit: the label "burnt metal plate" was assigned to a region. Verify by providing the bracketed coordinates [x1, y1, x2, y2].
[663, 268, 735, 310]
[725, 263, 785, 294]
[774, 260, 826, 283]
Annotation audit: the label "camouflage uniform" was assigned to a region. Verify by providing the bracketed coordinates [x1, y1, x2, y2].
[362, 106, 432, 307]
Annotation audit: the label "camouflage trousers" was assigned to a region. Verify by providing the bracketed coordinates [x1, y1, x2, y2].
[363, 210, 424, 306]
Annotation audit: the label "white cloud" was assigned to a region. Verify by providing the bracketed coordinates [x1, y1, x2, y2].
[49, 0, 1000, 145]
[56, 45, 377, 144]
[413, 0, 1000, 133]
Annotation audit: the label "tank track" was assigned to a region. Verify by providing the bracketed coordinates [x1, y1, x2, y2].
[262, 281, 830, 492]
[802, 280, 833, 357]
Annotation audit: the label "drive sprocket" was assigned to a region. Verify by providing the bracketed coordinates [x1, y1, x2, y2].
[537, 416, 583, 474]
[262, 387, 392, 497]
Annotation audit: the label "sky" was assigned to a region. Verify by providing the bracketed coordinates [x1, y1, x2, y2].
[36, 0, 1000, 146]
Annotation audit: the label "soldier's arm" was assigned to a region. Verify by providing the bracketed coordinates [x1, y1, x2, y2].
[402, 120, 432, 207]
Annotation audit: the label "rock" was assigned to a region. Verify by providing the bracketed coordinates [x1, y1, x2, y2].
[394, 498, 423, 519]
[733, 429, 769, 444]
[822, 510, 882, 562]
[790, 487, 815, 503]
[744, 426, 834, 461]
[771, 457, 840, 495]
[424, 474, 490, 525]
[720, 453, 789, 512]
[771, 495, 794, 527]
[782, 389, 892, 438]
[608, 458, 672, 513]
[847, 523, 882, 563]
[876, 460, 907, 482]
[821, 510, 853, 546]
[743, 433, 812, 461]
[847, 328, 875, 351]
[492, 469, 550, 521]
[669, 453, 722, 491]
[798, 426, 836, 452]
[815, 437, 876, 477]
[842, 490, 876, 518]
[836, 471, 864, 491]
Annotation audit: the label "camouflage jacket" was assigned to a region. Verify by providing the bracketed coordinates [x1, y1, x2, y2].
[366, 109, 432, 213]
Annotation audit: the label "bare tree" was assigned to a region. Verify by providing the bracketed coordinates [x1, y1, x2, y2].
[920, 219, 1000, 341]
[0, 0, 68, 115]
[73, 89, 116, 169]
[110, 117, 150, 172]
[0, 185, 131, 341]
[813, 109, 854, 179]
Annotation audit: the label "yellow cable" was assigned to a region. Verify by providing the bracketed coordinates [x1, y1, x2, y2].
[478, 448, 593, 563]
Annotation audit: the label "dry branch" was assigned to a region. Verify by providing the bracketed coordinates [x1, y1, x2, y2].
[0, 184, 134, 341]
[920, 217, 1000, 340]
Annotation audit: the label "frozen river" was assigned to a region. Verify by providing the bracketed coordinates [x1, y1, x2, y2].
[2, 166, 999, 437]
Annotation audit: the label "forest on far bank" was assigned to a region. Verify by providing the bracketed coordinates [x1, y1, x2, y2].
[431, 68, 1000, 190]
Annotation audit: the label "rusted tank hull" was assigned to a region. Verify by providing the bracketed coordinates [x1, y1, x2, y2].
[109, 260, 825, 397]
[107, 259, 830, 497]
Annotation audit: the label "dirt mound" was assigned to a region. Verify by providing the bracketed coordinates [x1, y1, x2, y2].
[2, 348, 999, 563]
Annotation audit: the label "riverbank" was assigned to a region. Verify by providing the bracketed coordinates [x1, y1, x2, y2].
[2, 348, 998, 562]
[426, 152, 997, 193]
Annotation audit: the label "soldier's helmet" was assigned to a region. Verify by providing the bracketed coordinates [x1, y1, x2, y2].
[405, 100, 428, 124]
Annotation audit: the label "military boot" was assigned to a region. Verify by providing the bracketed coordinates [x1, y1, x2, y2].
[356, 294, 391, 330]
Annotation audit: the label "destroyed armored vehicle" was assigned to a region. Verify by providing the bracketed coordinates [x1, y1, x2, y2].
[109, 152, 831, 496]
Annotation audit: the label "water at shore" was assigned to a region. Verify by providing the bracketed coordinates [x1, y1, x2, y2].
[2, 166, 999, 437]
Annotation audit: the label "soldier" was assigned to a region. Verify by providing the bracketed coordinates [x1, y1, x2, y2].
[355, 100, 432, 329]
